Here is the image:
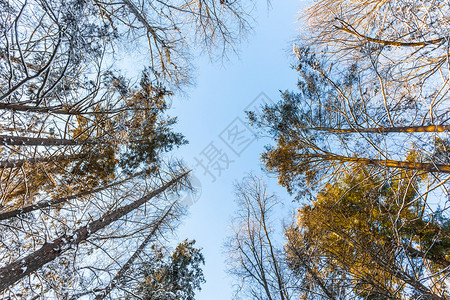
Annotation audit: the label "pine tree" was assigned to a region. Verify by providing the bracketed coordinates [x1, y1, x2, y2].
[136, 239, 205, 300]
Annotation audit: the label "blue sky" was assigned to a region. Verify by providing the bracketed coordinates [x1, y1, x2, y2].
[170, 1, 307, 298]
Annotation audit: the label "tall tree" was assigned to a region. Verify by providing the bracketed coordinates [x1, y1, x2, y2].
[300, 0, 450, 105]
[226, 175, 298, 300]
[258, 130, 450, 198]
[134, 239, 205, 300]
[66, 196, 187, 300]
[0, 171, 189, 292]
[249, 47, 450, 199]
[0, 70, 186, 213]
[285, 167, 449, 299]
[249, 46, 450, 136]
[0, 0, 249, 209]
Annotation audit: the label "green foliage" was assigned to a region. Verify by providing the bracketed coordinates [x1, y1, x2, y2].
[117, 69, 187, 174]
[136, 240, 205, 300]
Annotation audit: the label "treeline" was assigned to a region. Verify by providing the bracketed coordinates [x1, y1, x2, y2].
[0, 0, 252, 298]
[228, 1, 449, 299]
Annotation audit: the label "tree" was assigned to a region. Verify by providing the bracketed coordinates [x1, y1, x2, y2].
[300, 0, 450, 105]
[226, 175, 298, 300]
[249, 46, 450, 135]
[0, 69, 186, 214]
[65, 196, 187, 300]
[257, 130, 450, 199]
[135, 239, 205, 300]
[0, 0, 251, 214]
[283, 230, 340, 300]
[0, 0, 249, 210]
[248, 47, 450, 200]
[240, 3, 450, 298]
[1, 0, 252, 110]
[285, 167, 449, 299]
[0, 170, 189, 293]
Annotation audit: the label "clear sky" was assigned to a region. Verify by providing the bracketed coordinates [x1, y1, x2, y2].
[170, 1, 307, 299]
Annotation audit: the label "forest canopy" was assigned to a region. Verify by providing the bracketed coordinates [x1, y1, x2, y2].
[1, 0, 449, 299]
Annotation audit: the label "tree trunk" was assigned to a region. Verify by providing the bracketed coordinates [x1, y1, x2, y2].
[0, 135, 145, 146]
[0, 153, 88, 169]
[0, 103, 76, 115]
[0, 126, 52, 135]
[0, 171, 147, 221]
[0, 103, 147, 116]
[311, 153, 450, 174]
[260, 206, 288, 300]
[363, 244, 444, 300]
[0, 135, 102, 146]
[309, 125, 450, 133]
[0, 171, 188, 291]
[122, 0, 159, 38]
